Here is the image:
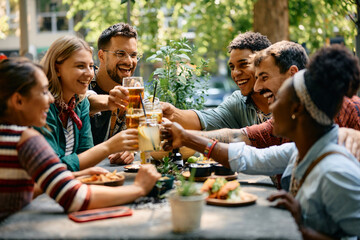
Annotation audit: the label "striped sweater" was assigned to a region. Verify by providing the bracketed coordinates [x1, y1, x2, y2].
[0, 124, 91, 219]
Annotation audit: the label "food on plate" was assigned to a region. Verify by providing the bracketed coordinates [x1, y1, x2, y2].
[187, 156, 199, 163]
[201, 178, 242, 201]
[80, 170, 123, 183]
[187, 154, 217, 164]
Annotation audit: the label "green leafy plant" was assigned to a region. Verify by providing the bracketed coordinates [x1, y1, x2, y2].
[175, 168, 200, 197]
[156, 155, 180, 177]
[146, 38, 210, 110]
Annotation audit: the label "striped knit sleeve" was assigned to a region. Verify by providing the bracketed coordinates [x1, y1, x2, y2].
[16, 135, 91, 212]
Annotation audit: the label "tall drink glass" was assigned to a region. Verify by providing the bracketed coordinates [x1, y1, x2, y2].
[138, 119, 161, 152]
[122, 77, 144, 109]
[144, 97, 163, 124]
[126, 108, 145, 129]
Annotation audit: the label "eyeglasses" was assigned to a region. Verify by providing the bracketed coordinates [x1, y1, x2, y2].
[102, 49, 142, 61]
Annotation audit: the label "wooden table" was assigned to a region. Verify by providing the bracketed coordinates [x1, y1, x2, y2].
[0, 160, 302, 239]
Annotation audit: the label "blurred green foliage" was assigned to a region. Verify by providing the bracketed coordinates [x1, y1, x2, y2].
[62, 0, 358, 73]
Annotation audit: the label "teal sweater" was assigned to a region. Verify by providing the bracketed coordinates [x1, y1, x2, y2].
[35, 97, 94, 171]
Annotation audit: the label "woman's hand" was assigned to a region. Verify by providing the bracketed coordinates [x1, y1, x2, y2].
[109, 129, 138, 153]
[161, 122, 187, 151]
[108, 151, 134, 165]
[133, 164, 161, 195]
[73, 166, 109, 178]
[267, 190, 302, 227]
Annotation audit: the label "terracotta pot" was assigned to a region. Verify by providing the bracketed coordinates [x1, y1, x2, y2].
[150, 147, 196, 161]
[168, 191, 207, 233]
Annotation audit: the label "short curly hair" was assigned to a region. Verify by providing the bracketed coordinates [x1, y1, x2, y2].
[227, 32, 271, 53]
[98, 23, 138, 50]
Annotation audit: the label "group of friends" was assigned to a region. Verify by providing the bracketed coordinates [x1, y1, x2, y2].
[0, 22, 359, 239]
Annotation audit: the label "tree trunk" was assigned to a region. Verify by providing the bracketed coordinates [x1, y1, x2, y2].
[253, 0, 289, 44]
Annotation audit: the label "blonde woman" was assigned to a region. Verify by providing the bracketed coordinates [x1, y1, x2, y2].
[0, 58, 160, 219]
[38, 36, 135, 171]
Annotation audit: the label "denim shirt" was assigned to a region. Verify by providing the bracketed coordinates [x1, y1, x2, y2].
[193, 90, 271, 130]
[228, 125, 360, 238]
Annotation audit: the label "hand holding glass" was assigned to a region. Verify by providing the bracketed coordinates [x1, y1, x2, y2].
[122, 77, 144, 109]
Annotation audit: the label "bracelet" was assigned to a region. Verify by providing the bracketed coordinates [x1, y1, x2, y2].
[208, 140, 218, 158]
[203, 140, 213, 158]
[204, 139, 218, 158]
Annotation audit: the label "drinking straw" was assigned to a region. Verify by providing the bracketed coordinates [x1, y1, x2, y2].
[139, 93, 156, 150]
[152, 82, 158, 104]
[139, 92, 147, 118]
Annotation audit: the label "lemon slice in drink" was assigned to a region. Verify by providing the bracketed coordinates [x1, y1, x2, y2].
[138, 126, 150, 140]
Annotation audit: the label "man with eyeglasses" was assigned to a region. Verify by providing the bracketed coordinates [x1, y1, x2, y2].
[87, 23, 140, 165]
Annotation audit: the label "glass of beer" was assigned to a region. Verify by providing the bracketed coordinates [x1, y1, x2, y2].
[144, 97, 163, 124]
[138, 119, 161, 152]
[122, 77, 144, 109]
[126, 108, 145, 129]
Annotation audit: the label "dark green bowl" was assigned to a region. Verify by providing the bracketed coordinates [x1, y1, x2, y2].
[148, 174, 175, 197]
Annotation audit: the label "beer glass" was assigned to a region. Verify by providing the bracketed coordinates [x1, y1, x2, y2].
[122, 77, 144, 109]
[126, 108, 145, 129]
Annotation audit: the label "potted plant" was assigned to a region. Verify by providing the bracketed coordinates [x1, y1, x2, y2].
[146, 38, 209, 160]
[146, 38, 210, 110]
[168, 169, 208, 233]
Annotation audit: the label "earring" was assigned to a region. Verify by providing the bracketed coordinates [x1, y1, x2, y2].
[291, 114, 296, 120]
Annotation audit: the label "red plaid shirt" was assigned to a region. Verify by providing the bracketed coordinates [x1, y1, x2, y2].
[246, 96, 360, 148]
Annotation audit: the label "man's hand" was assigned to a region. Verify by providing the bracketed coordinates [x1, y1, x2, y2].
[267, 190, 302, 227]
[108, 151, 134, 165]
[161, 122, 187, 151]
[107, 86, 129, 111]
[338, 127, 360, 160]
[161, 102, 176, 121]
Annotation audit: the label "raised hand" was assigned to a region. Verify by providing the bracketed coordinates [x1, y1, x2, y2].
[108, 85, 129, 111]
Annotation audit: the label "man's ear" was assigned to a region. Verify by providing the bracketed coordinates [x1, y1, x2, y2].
[288, 65, 299, 77]
[98, 50, 104, 63]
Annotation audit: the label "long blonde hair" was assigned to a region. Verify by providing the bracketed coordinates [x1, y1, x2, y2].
[40, 35, 92, 102]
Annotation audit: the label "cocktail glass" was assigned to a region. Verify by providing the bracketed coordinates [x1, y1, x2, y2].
[138, 120, 161, 152]
[144, 97, 163, 124]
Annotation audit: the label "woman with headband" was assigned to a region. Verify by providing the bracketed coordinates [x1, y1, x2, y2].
[162, 45, 360, 238]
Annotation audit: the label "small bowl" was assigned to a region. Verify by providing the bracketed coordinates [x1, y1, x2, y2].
[213, 164, 235, 176]
[150, 147, 196, 161]
[148, 174, 175, 197]
[189, 164, 212, 178]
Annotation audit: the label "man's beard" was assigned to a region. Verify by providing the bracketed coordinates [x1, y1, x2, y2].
[107, 67, 122, 85]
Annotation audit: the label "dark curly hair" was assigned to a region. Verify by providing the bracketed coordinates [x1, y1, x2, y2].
[304, 44, 360, 120]
[227, 32, 271, 53]
[0, 58, 43, 116]
[97, 23, 138, 50]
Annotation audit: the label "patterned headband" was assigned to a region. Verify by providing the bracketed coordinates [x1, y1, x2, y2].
[293, 69, 333, 126]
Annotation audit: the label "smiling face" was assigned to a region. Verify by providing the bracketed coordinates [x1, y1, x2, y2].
[101, 36, 138, 85]
[56, 48, 94, 103]
[228, 49, 256, 96]
[22, 69, 54, 127]
[254, 56, 291, 105]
